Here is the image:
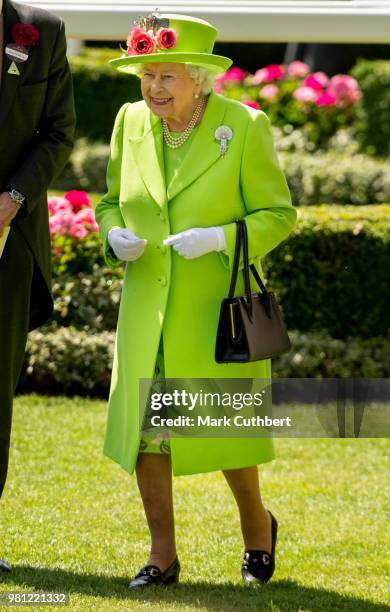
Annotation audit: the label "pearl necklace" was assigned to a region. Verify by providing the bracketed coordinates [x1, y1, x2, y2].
[161, 97, 206, 149]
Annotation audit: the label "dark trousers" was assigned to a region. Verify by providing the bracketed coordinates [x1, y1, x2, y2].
[0, 225, 33, 498]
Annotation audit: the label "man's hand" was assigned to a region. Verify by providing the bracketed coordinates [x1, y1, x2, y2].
[0, 193, 21, 237]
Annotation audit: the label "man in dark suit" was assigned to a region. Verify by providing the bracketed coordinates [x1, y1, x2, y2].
[0, 0, 75, 571]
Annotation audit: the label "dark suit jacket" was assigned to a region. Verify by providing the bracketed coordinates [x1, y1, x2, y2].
[0, 0, 75, 330]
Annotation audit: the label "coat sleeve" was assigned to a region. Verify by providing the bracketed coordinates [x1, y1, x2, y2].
[219, 110, 297, 271]
[8, 19, 75, 216]
[94, 102, 130, 269]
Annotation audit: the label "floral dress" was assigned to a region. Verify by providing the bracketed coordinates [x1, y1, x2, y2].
[138, 333, 171, 454]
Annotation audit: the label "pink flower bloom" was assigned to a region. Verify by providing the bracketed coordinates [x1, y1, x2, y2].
[259, 84, 278, 100]
[242, 100, 261, 109]
[127, 26, 156, 55]
[156, 27, 177, 50]
[293, 86, 317, 103]
[69, 225, 88, 239]
[48, 191, 97, 239]
[253, 64, 285, 84]
[47, 196, 71, 215]
[75, 208, 99, 232]
[223, 66, 246, 82]
[315, 91, 337, 106]
[49, 211, 74, 236]
[287, 60, 310, 78]
[64, 190, 91, 212]
[303, 72, 329, 91]
[327, 74, 361, 107]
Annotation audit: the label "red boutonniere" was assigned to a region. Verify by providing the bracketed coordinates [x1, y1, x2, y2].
[11, 23, 40, 47]
[5, 23, 40, 73]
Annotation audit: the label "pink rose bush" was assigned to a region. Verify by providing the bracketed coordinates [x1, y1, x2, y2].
[48, 191, 98, 238]
[287, 61, 309, 78]
[49, 191, 100, 275]
[253, 64, 285, 84]
[215, 62, 362, 148]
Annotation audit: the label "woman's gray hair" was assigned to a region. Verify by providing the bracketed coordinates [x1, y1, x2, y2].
[134, 63, 216, 94]
[184, 64, 216, 95]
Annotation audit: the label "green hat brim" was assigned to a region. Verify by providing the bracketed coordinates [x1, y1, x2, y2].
[110, 52, 232, 76]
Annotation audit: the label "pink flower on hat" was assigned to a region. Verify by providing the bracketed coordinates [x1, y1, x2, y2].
[156, 27, 178, 50]
[127, 27, 156, 55]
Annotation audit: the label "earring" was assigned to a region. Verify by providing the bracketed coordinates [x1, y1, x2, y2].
[194, 93, 200, 99]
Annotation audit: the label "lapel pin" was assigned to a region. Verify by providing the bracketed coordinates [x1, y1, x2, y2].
[5, 43, 29, 63]
[8, 61, 20, 76]
[5, 23, 40, 75]
[215, 125, 233, 157]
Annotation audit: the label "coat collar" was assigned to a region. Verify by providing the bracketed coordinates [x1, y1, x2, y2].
[128, 107, 167, 209]
[128, 89, 227, 207]
[0, 0, 28, 125]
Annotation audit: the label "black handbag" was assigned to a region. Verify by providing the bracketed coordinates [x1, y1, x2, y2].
[215, 219, 291, 363]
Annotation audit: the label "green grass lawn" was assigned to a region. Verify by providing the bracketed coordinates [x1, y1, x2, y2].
[0, 395, 389, 611]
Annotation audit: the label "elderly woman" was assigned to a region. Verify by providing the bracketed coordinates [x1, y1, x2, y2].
[95, 13, 297, 589]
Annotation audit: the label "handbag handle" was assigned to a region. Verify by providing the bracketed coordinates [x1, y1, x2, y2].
[228, 220, 272, 319]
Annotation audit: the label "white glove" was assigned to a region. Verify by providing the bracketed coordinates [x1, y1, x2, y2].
[108, 227, 147, 262]
[164, 227, 227, 260]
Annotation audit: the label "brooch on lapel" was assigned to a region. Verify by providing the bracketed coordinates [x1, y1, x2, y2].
[6, 23, 40, 76]
[215, 125, 233, 157]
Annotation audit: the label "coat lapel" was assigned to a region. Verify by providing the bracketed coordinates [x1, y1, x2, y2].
[0, 0, 28, 125]
[167, 90, 227, 201]
[128, 107, 167, 209]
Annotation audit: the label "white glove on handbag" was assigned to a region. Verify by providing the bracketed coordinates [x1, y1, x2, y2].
[108, 227, 147, 262]
[163, 227, 227, 260]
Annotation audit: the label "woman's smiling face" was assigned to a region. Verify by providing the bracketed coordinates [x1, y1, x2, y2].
[140, 62, 202, 126]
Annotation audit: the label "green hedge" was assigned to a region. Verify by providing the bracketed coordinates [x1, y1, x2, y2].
[19, 328, 389, 397]
[351, 60, 390, 158]
[51, 139, 390, 206]
[266, 205, 390, 339]
[69, 49, 390, 157]
[69, 48, 141, 141]
[48, 205, 389, 340]
[22, 328, 114, 397]
[51, 265, 121, 331]
[280, 150, 390, 205]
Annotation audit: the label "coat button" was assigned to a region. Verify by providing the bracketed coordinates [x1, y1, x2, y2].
[156, 212, 165, 221]
[156, 245, 167, 254]
[158, 276, 167, 287]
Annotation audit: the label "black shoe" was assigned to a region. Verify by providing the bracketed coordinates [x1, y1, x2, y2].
[0, 559, 11, 572]
[128, 556, 180, 589]
[241, 510, 278, 584]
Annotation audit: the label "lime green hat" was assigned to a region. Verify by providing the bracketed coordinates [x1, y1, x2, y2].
[110, 13, 233, 76]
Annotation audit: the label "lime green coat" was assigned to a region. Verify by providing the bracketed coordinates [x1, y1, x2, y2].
[95, 90, 297, 477]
